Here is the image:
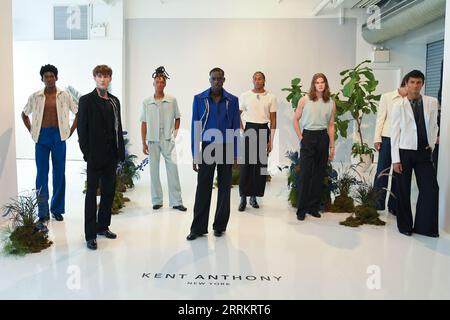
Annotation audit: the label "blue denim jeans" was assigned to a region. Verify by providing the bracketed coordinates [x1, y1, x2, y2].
[373, 136, 396, 211]
[35, 127, 66, 218]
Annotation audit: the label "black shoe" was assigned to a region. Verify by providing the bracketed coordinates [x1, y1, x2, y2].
[249, 196, 259, 208]
[309, 212, 322, 218]
[52, 214, 64, 221]
[214, 230, 224, 237]
[97, 229, 117, 239]
[297, 212, 306, 221]
[186, 233, 201, 241]
[399, 230, 413, 237]
[173, 205, 187, 211]
[87, 239, 97, 250]
[238, 197, 247, 212]
[38, 216, 50, 223]
[153, 204, 163, 210]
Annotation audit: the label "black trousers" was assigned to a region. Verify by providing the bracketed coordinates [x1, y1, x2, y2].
[432, 144, 439, 173]
[191, 144, 232, 234]
[395, 148, 439, 235]
[85, 159, 117, 241]
[296, 129, 329, 215]
[239, 122, 269, 197]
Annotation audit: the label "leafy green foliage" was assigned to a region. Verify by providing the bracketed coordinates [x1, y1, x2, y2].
[333, 61, 381, 160]
[282, 78, 308, 110]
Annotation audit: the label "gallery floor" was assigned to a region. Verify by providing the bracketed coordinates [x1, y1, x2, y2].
[1, 159, 450, 300]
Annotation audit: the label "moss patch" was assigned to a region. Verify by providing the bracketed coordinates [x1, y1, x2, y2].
[111, 191, 125, 215]
[340, 205, 386, 227]
[330, 196, 355, 213]
[4, 226, 53, 256]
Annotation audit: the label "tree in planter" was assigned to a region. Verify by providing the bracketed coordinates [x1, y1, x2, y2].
[333, 60, 381, 163]
[1, 191, 53, 256]
[330, 164, 360, 213]
[340, 181, 386, 227]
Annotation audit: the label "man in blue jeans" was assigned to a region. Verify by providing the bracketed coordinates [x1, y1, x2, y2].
[373, 77, 407, 214]
[21, 64, 78, 222]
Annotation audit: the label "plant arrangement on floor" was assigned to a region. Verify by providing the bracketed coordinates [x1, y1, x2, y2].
[116, 132, 140, 190]
[284, 150, 301, 208]
[1, 190, 53, 256]
[322, 162, 338, 212]
[332, 60, 381, 164]
[340, 180, 386, 227]
[329, 164, 360, 213]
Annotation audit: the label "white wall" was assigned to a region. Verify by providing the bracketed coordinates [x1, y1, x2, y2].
[13, 0, 123, 40]
[13, 0, 124, 160]
[13, 40, 124, 160]
[0, 0, 18, 206]
[125, 18, 357, 169]
[125, 0, 331, 19]
[439, 1, 450, 232]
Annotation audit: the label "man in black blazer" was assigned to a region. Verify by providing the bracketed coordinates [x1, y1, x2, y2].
[77, 65, 125, 250]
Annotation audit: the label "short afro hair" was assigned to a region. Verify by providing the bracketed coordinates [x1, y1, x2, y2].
[40, 64, 58, 80]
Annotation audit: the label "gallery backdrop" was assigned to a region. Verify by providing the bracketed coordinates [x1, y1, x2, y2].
[125, 18, 357, 169]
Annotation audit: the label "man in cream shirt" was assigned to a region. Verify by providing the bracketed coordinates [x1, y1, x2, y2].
[21, 64, 78, 223]
[373, 78, 407, 214]
[391, 70, 439, 238]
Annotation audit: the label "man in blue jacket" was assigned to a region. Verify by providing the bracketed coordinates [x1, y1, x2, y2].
[187, 67, 240, 240]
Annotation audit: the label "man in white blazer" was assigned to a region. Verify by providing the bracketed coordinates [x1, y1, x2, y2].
[373, 77, 407, 214]
[391, 70, 440, 238]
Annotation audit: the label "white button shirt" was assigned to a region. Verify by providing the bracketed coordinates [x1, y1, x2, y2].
[23, 87, 78, 143]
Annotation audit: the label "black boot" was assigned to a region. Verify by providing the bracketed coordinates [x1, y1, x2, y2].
[249, 196, 259, 208]
[238, 196, 247, 211]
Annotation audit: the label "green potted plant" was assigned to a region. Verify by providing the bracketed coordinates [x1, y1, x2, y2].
[2, 191, 53, 256]
[333, 60, 381, 165]
[340, 181, 386, 227]
[330, 164, 359, 213]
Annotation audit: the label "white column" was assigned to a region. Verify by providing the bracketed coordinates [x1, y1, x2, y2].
[438, 0, 450, 232]
[0, 0, 18, 207]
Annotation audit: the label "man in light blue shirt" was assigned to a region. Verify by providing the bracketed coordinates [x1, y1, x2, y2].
[140, 67, 186, 211]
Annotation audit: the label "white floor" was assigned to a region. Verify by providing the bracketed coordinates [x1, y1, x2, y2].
[1, 159, 450, 300]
